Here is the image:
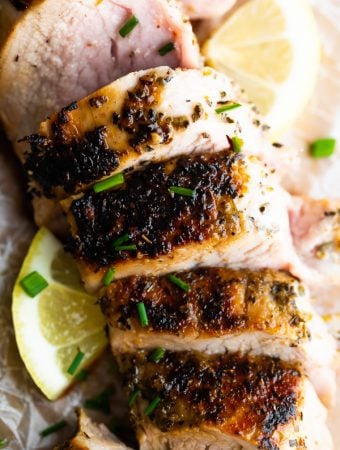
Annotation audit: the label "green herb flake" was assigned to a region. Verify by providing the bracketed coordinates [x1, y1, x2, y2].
[310, 138, 336, 158]
[232, 136, 244, 153]
[215, 103, 241, 114]
[20, 271, 48, 297]
[137, 302, 149, 327]
[102, 268, 116, 286]
[158, 42, 175, 56]
[169, 186, 195, 197]
[112, 232, 130, 247]
[93, 173, 125, 193]
[150, 347, 166, 363]
[167, 274, 191, 292]
[40, 420, 67, 438]
[115, 244, 137, 252]
[67, 349, 85, 376]
[84, 387, 113, 414]
[0, 439, 8, 449]
[119, 15, 139, 37]
[144, 395, 161, 416]
[128, 388, 141, 407]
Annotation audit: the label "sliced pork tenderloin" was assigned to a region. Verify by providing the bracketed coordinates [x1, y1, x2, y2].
[62, 150, 300, 292]
[179, 0, 236, 20]
[101, 268, 336, 406]
[22, 67, 281, 231]
[118, 350, 332, 450]
[0, 0, 200, 156]
[55, 409, 132, 450]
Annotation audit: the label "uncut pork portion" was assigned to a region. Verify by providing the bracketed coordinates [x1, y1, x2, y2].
[101, 268, 336, 406]
[0, 0, 200, 155]
[118, 351, 332, 450]
[62, 150, 300, 293]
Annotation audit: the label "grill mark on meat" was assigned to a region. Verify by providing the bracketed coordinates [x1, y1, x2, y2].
[65, 150, 245, 268]
[24, 127, 120, 197]
[100, 268, 309, 339]
[118, 350, 302, 447]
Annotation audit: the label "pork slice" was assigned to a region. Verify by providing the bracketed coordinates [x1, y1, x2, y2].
[117, 351, 333, 450]
[179, 0, 236, 20]
[62, 150, 299, 292]
[0, 0, 200, 155]
[24, 67, 266, 200]
[55, 409, 132, 450]
[22, 66, 276, 231]
[101, 268, 336, 406]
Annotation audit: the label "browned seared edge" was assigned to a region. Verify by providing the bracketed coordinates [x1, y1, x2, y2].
[100, 268, 309, 340]
[23, 70, 209, 199]
[118, 350, 304, 450]
[64, 150, 247, 269]
[10, 0, 31, 9]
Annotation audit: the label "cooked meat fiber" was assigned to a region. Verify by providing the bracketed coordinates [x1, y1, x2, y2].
[63, 150, 298, 292]
[179, 0, 236, 20]
[101, 268, 336, 406]
[118, 351, 332, 450]
[55, 409, 132, 450]
[0, 0, 200, 156]
[23, 66, 277, 231]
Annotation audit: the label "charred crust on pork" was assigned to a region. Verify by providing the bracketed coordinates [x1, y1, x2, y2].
[119, 350, 302, 446]
[66, 150, 245, 267]
[24, 127, 120, 197]
[100, 268, 308, 339]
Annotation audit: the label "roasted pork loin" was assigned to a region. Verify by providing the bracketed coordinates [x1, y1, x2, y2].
[118, 350, 332, 450]
[22, 67, 279, 231]
[62, 150, 298, 292]
[101, 268, 336, 406]
[0, 0, 200, 155]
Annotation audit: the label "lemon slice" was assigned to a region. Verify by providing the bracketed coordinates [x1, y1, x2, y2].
[203, 0, 320, 137]
[12, 228, 107, 400]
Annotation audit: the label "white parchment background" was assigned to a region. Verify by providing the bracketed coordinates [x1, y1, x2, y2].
[0, 0, 339, 448]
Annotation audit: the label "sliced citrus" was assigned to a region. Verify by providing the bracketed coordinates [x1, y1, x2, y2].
[203, 0, 320, 137]
[12, 227, 107, 400]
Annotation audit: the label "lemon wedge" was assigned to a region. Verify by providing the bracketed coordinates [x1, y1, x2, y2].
[203, 0, 320, 137]
[12, 228, 107, 400]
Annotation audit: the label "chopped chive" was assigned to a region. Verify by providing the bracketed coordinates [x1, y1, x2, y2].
[158, 42, 175, 56]
[20, 271, 48, 297]
[231, 136, 244, 153]
[0, 439, 7, 449]
[310, 138, 336, 158]
[115, 244, 137, 252]
[128, 388, 141, 407]
[144, 395, 161, 416]
[112, 232, 130, 247]
[84, 387, 113, 414]
[169, 186, 195, 197]
[215, 103, 241, 114]
[119, 15, 139, 37]
[150, 347, 165, 363]
[67, 349, 85, 376]
[40, 420, 67, 437]
[75, 369, 88, 381]
[167, 274, 191, 292]
[102, 268, 115, 286]
[93, 173, 125, 193]
[137, 302, 149, 327]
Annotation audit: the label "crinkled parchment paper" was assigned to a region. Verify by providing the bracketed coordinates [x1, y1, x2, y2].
[0, 1, 339, 448]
